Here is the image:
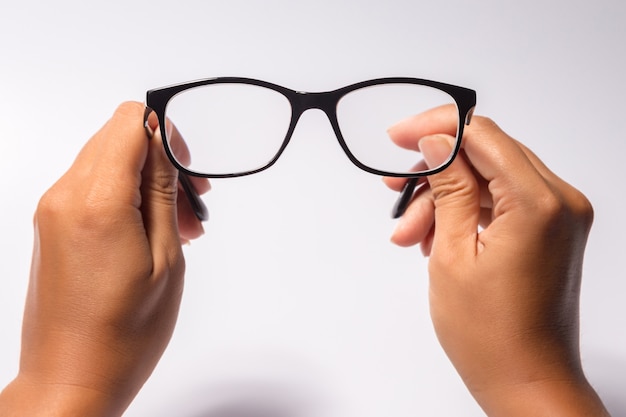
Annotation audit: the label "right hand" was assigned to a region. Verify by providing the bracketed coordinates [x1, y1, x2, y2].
[385, 110, 609, 416]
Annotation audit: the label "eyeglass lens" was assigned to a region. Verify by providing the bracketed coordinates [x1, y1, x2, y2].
[163, 82, 460, 177]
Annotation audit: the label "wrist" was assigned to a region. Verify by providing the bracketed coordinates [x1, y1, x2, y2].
[475, 376, 610, 417]
[0, 375, 128, 417]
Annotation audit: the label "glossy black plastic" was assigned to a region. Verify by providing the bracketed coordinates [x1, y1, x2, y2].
[144, 77, 476, 219]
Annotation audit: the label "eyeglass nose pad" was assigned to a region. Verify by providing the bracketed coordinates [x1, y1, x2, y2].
[465, 106, 476, 125]
[143, 106, 157, 138]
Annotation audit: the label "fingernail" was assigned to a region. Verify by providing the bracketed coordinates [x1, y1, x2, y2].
[390, 218, 405, 244]
[419, 135, 453, 169]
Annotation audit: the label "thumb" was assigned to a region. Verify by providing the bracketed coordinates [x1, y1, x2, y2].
[141, 124, 183, 256]
[420, 135, 480, 256]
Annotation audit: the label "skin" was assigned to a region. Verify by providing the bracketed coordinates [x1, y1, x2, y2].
[0, 103, 609, 416]
[385, 108, 609, 416]
[0, 102, 208, 416]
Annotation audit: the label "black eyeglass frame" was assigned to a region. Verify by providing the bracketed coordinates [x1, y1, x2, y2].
[144, 77, 476, 219]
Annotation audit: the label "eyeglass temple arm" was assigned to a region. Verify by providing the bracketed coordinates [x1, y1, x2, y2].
[143, 107, 209, 222]
[177, 172, 209, 221]
[391, 177, 422, 219]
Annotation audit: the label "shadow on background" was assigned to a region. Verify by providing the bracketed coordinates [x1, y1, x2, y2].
[160, 349, 625, 417]
[584, 350, 626, 416]
[176, 380, 329, 417]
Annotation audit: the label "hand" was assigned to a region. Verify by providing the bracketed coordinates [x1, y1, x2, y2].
[385, 110, 610, 416]
[0, 102, 209, 416]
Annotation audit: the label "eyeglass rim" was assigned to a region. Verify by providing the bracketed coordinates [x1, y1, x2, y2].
[145, 77, 476, 179]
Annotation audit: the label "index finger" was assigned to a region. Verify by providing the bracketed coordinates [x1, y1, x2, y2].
[390, 106, 546, 195]
[387, 104, 459, 151]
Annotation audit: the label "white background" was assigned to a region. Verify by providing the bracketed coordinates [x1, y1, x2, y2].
[1, 0, 625, 416]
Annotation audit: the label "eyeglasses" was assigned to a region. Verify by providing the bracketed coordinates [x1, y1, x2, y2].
[144, 77, 476, 220]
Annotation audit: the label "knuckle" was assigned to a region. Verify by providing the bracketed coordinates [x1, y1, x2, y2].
[35, 187, 66, 225]
[534, 181, 594, 233]
[568, 188, 594, 229]
[536, 188, 564, 219]
[114, 101, 144, 117]
[430, 171, 476, 205]
[36, 180, 123, 236]
[469, 115, 500, 132]
[152, 169, 179, 196]
[144, 171, 179, 210]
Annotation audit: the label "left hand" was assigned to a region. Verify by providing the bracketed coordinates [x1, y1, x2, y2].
[0, 101, 208, 417]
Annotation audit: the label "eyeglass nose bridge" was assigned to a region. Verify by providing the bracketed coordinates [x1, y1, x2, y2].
[290, 90, 339, 115]
[283, 89, 365, 172]
[286, 89, 344, 139]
